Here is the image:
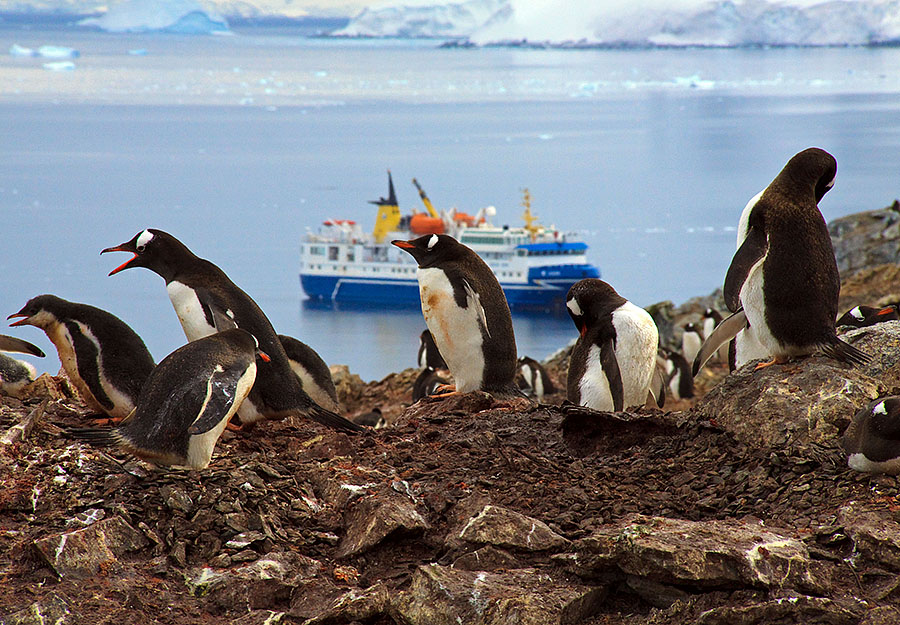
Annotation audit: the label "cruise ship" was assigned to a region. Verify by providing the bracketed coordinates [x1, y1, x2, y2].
[299, 173, 600, 311]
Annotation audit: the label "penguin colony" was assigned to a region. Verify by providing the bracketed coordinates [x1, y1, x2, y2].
[3, 147, 897, 473]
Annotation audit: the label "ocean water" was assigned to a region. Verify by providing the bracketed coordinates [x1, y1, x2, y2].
[2, 27, 900, 381]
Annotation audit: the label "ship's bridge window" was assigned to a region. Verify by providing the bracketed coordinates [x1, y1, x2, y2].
[347, 250, 355, 262]
[310, 246, 325, 256]
[328, 246, 339, 261]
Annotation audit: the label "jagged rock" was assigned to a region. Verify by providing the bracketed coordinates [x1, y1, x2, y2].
[0, 593, 70, 625]
[186, 552, 322, 613]
[302, 583, 390, 624]
[229, 611, 285, 625]
[307, 459, 389, 509]
[330, 364, 366, 407]
[697, 595, 867, 625]
[564, 515, 830, 594]
[392, 564, 605, 625]
[458, 504, 568, 552]
[860, 607, 900, 625]
[33, 516, 148, 579]
[336, 492, 429, 558]
[453, 545, 522, 571]
[837, 504, 900, 571]
[829, 206, 900, 278]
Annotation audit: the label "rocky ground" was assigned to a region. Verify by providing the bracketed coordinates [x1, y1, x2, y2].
[2, 204, 900, 625]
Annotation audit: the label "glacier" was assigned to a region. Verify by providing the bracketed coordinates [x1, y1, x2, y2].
[336, 0, 900, 47]
[78, 0, 230, 34]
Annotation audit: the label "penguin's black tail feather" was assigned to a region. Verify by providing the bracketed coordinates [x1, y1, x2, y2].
[308, 405, 365, 433]
[66, 426, 121, 448]
[821, 336, 872, 367]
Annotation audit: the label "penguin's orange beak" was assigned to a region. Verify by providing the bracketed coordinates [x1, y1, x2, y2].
[392, 240, 414, 249]
[8, 313, 29, 327]
[257, 350, 271, 363]
[100, 243, 138, 276]
[877, 307, 896, 316]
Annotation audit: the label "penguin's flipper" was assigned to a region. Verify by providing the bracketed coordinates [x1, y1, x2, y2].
[463, 279, 490, 338]
[693, 309, 748, 376]
[65, 320, 115, 413]
[723, 226, 768, 312]
[187, 365, 245, 435]
[0, 335, 45, 357]
[648, 363, 666, 409]
[599, 337, 624, 412]
[192, 286, 239, 332]
[820, 336, 872, 367]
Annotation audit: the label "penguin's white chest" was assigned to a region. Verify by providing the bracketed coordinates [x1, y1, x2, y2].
[681, 331, 702, 365]
[417, 267, 485, 393]
[847, 453, 900, 475]
[738, 249, 783, 356]
[579, 344, 615, 411]
[167, 281, 217, 342]
[611, 303, 659, 407]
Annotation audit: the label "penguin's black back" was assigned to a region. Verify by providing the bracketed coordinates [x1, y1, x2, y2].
[117, 329, 257, 460]
[757, 148, 841, 348]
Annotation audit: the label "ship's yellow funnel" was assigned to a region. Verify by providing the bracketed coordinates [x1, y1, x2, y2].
[370, 170, 401, 243]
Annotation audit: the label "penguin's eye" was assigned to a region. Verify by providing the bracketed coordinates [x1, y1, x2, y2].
[427, 234, 439, 250]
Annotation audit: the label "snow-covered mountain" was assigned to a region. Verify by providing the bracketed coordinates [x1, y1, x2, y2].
[337, 0, 900, 47]
[0, 0, 370, 19]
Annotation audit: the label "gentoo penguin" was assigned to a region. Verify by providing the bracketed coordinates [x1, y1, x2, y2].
[516, 356, 556, 399]
[837, 305, 900, 328]
[392, 234, 519, 395]
[697, 148, 870, 373]
[352, 407, 385, 429]
[101, 229, 361, 432]
[8, 295, 154, 419]
[701, 307, 728, 363]
[278, 334, 340, 414]
[412, 366, 450, 401]
[70, 329, 265, 470]
[417, 329, 448, 370]
[0, 335, 45, 398]
[681, 322, 703, 366]
[565, 279, 660, 412]
[842, 397, 900, 474]
[662, 349, 694, 400]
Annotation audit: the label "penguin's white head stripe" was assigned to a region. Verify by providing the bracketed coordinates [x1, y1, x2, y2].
[427, 234, 439, 250]
[874, 401, 887, 415]
[136, 229, 154, 251]
[850, 307, 864, 320]
[566, 297, 582, 317]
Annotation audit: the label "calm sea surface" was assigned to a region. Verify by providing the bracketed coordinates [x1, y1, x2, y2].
[2, 27, 900, 380]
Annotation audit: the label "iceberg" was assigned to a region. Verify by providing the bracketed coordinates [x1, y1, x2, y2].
[336, 0, 900, 47]
[80, 0, 229, 34]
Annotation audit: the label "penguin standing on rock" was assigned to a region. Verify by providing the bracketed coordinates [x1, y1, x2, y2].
[392, 234, 519, 395]
[101, 229, 361, 432]
[8, 295, 154, 419]
[70, 329, 266, 470]
[566, 279, 660, 412]
[842, 397, 900, 474]
[517, 356, 556, 399]
[0, 335, 45, 398]
[694, 147, 870, 374]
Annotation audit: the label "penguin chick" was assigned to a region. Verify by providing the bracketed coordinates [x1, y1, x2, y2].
[352, 407, 385, 429]
[0, 335, 44, 397]
[412, 366, 450, 402]
[837, 305, 899, 328]
[418, 329, 448, 370]
[517, 356, 556, 399]
[722, 147, 870, 368]
[392, 234, 519, 395]
[663, 349, 694, 400]
[101, 229, 361, 433]
[842, 397, 900, 474]
[8, 295, 154, 418]
[69, 329, 265, 470]
[566, 279, 659, 412]
[278, 334, 340, 414]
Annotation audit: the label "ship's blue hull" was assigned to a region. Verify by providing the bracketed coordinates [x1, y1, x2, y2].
[300, 263, 600, 311]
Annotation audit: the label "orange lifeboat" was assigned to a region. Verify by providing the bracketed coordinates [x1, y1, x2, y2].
[409, 213, 445, 235]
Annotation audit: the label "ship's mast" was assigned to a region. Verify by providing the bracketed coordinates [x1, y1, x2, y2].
[521, 188, 541, 242]
[412, 178, 441, 219]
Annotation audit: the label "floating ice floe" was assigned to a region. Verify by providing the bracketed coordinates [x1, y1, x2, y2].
[80, 0, 229, 34]
[43, 61, 77, 71]
[9, 44, 35, 57]
[10, 44, 80, 58]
